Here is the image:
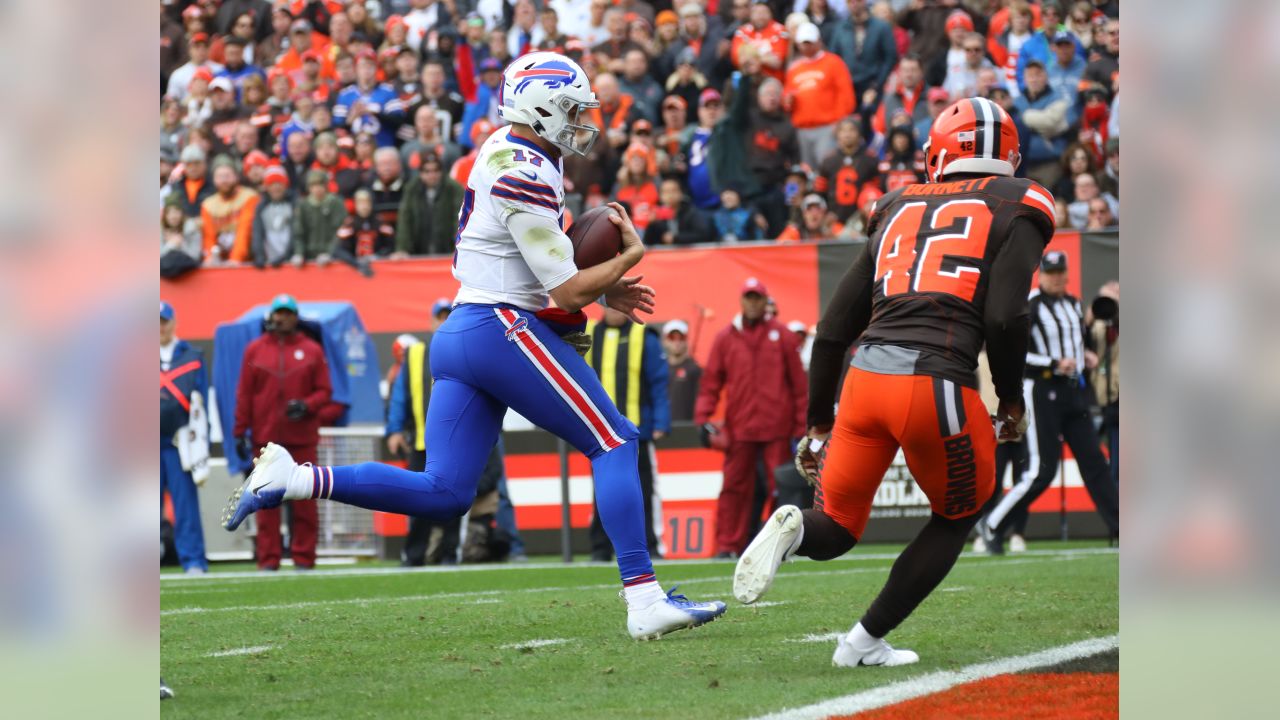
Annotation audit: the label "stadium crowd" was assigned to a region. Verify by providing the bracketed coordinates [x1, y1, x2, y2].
[160, 0, 1120, 277]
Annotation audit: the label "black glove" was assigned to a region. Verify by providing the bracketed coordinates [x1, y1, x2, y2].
[699, 423, 718, 449]
[235, 436, 254, 460]
[286, 399, 309, 421]
[562, 331, 592, 357]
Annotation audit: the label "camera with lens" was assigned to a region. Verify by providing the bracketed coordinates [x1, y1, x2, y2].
[1091, 295, 1118, 326]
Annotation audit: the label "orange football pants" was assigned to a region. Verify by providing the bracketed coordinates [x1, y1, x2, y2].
[816, 368, 995, 540]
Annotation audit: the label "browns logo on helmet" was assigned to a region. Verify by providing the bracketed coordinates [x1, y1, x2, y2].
[922, 97, 1022, 182]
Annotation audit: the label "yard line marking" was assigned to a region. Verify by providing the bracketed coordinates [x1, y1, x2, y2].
[939, 586, 971, 592]
[747, 601, 789, 608]
[206, 645, 277, 658]
[745, 634, 1119, 720]
[500, 638, 570, 650]
[161, 555, 1099, 616]
[160, 548, 1118, 586]
[787, 632, 844, 644]
[467, 598, 503, 605]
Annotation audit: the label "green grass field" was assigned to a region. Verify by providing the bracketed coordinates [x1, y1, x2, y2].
[160, 542, 1117, 719]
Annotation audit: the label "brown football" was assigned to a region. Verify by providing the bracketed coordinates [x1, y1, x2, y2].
[567, 206, 623, 269]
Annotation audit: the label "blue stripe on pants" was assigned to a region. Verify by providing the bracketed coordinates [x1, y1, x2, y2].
[329, 304, 651, 582]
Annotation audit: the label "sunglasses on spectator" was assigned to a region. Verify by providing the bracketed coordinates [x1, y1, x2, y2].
[634, 128, 651, 135]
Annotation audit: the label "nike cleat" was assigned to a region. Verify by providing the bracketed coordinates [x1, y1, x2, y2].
[977, 519, 1004, 556]
[222, 443, 295, 531]
[626, 586, 727, 640]
[832, 636, 920, 667]
[734, 505, 803, 604]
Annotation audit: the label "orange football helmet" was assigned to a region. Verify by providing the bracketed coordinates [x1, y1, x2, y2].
[922, 97, 1021, 182]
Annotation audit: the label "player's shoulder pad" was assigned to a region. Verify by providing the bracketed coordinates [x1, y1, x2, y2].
[993, 176, 1056, 237]
[866, 185, 909, 233]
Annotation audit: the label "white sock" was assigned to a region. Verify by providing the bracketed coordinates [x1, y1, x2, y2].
[623, 580, 665, 610]
[846, 622, 882, 651]
[284, 465, 318, 501]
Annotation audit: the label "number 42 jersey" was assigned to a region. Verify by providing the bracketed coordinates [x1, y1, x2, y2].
[809, 175, 1056, 426]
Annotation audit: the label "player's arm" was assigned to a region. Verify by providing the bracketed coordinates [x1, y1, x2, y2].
[984, 217, 1046, 441]
[808, 240, 875, 431]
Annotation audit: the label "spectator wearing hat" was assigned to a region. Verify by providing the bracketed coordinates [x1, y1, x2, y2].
[896, 1, 973, 70]
[682, 88, 723, 211]
[829, 0, 898, 115]
[167, 32, 225, 102]
[252, 166, 296, 268]
[784, 22, 855, 169]
[914, 86, 953, 146]
[201, 155, 260, 264]
[205, 77, 252, 153]
[614, 143, 661, 235]
[619, 49, 665, 122]
[924, 10, 977, 89]
[333, 51, 405, 148]
[662, 319, 702, 423]
[160, 301, 210, 573]
[695, 277, 807, 558]
[233, 294, 332, 571]
[458, 57, 505, 151]
[1015, 2, 1086, 91]
[1045, 30, 1087, 104]
[776, 193, 843, 242]
[942, 31, 996, 100]
[292, 169, 349, 265]
[166, 144, 215, 220]
[395, 150, 465, 257]
[1015, 58, 1076, 188]
[878, 124, 927, 192]
[239, 148, 272, 192]
[654, 95, 692, 176]
[817, 117, 879, 224]
[652, 8, 681, 55]
[643, 178, 714, 246]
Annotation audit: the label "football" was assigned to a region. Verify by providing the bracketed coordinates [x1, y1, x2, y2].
[567, 206, 623, 269]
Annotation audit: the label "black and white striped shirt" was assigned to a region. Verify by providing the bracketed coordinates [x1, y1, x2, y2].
[1026, 289, 1085, 373]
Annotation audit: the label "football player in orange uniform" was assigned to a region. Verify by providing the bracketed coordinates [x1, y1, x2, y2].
[734, 97, 1055, 667]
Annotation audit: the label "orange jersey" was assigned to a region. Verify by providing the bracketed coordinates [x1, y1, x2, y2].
[450, 150, 480, 187]
[784, 51, 855, 129]
[732, 21, 790, 82]
[201, 187, 260, 262]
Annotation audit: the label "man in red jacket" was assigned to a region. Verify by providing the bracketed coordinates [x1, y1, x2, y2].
[695, 278, 808, 557]
[233, 294, 333, 570]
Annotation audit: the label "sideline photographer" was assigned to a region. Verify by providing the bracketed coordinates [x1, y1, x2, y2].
[1087, 281, 1120, 486]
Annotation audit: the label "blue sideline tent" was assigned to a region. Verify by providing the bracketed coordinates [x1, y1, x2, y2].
[213, 301, 380, 475]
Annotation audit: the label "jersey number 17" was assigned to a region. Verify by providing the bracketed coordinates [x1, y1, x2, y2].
[874, 199, 992, 303]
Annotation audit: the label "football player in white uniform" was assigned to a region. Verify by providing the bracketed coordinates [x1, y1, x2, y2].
[224, 52, 726, 640]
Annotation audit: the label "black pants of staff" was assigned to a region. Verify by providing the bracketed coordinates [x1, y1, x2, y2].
[978, 438, 1030, 536]
[590, 439, 659, 560]
[987, 376, 1120, 538]
[402, 448, 462, 566]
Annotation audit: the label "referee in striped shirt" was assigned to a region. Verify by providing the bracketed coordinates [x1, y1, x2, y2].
[978, 251, 1120, 553]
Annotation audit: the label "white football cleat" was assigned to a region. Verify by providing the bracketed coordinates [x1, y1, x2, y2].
[832, 635, 920, 667]
[222, 443, 298, 530]
[1008, 534, 1027, 553]
[734, 505, 803, 604]
[626, 587, 727, 641]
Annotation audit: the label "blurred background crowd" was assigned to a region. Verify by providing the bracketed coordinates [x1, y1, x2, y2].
[160, 0, 1120, 276]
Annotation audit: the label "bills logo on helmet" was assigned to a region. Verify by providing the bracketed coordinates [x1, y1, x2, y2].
[512, 61, 577, 94]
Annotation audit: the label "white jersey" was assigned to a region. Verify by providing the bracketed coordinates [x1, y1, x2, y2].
[453, 127, 578, 311]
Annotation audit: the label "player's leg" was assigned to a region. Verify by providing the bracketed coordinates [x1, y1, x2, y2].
[833, 376, 996, 667]
[286, 445, 319, 569]
[483, 307, 725, 637]
[734, 368, 898, 604]
[223, 314, 507, 529]
[1060, 394, 1120, 537]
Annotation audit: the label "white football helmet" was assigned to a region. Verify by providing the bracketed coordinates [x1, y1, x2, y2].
[498, 52, 600, 157]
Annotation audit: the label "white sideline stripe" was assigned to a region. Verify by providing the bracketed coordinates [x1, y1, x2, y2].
[161, 547, 1117, 586]
[500, 638, 570, 650]
[161, 553, 1099, 616]
[746, 635, 1119, 720]
[939, 586, 971, 593]
[206, 645, 277, 658]
[748, 601, 789, 608]
[787, 632, 844, 644]
[467, 598, 503, 605]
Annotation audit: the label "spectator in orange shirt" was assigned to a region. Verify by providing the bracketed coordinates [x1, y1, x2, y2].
[201, 156, 260, 264]
[449, 119, 497, 188]
[731, 2, 789, 82]
[784, 23, 855, 168]
[276, 19, 335, 80]
[777, 193, 844, 242]
[614, 143, 661, 235]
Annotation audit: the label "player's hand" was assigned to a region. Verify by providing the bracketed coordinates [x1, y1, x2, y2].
[605, 201, 644, 262]
[1056, 357, 1077, 375]
[286, 399, 309, 421]
[652, 429, 666, 441]
[604, 275, 656, 323]
[795, 426, 831, 486]
[1083, 350, 1099, 370]
[387, 432, 409, 456]
[235, 436, 254, 460]
[992, 398, 1028, 444]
